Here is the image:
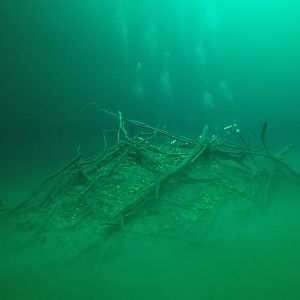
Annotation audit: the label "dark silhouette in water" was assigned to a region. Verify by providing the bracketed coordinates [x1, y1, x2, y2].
[261, 119, 271, 156]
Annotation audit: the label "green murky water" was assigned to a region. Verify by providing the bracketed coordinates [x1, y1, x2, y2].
[1, 1, 300, 299]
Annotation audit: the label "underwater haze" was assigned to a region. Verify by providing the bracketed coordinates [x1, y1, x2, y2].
[1, 0, 300, 299]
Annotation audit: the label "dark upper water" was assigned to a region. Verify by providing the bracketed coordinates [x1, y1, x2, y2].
[1, 0, 300, 203]
[1, 1, 300, 299]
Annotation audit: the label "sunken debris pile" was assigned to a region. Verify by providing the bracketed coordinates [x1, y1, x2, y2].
[1, 110, 300, 263]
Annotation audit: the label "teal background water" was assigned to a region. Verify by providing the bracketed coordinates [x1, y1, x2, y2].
[1, 0, 300, 162]
[1, 1, 300, 299]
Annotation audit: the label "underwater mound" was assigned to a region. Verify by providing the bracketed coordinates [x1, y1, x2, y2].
[1, 111, 300, 299]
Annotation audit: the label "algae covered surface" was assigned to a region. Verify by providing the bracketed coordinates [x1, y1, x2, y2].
[1, 125, 300, 299]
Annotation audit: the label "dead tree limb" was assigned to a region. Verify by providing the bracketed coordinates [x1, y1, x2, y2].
[101, 109, 194, 145]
